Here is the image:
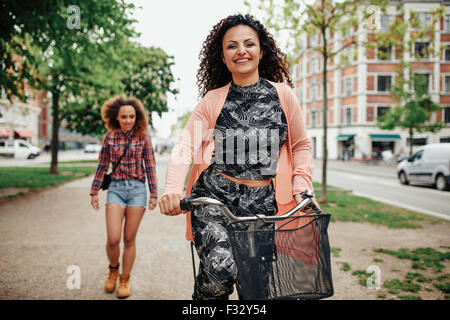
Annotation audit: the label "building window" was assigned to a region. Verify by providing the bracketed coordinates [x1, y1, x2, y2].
[377, 46, 392, 60]
[441, 137, 450, 143]
[0, 105, 5, 121]
[296, 64, 302, 79]
[414, 42, 430, 59]
[377, 75, 392, 92]
[297, 87, 303, 104]
[311, 56, 319, 73]
[311, 83, 318, 101]
[377, 106, 391, 119]
[445, 76, 450, 93]
[414, 73, 429, 93]
[380, 15, 394, 31]
[445, 107, 450, 123]
[407, 138, 427, 147]
[345, 107, 352, 125]
[444, 45, 450, 61]
[343, 46, 353, 64]
[310, 34, 319, 48]
[311, 110, 317, 128]
[416, 13, 432, 29]
[344, 78, 352, 96]
[445, 15, 450, 33]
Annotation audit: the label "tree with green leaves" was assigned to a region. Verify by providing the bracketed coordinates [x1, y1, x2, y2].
[2, 0, 138, 174]
[60, 39, 178, 138]
[1, 1, 64, 101]
[247, 0, 389, 203]
[379, 68, 444, 157]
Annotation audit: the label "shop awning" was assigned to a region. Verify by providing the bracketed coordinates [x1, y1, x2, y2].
[369, 134, 401, 141]
[337, 134, 355, 141]
[14, 130, 33, 138]
[0, 128, 13, 137]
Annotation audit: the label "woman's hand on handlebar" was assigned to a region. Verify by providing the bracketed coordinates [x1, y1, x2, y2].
[158, 192, 184, 216]
[294, 192, 321, 213]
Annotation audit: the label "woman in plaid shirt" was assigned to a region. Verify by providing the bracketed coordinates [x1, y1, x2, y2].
[90, 96, 157, 299]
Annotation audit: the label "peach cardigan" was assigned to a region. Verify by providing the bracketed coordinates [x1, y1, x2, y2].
[163, 80, 314, 241]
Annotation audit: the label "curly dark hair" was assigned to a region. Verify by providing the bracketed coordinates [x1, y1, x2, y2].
[196, 14, 293, 97]
[101, 96, 149, 137]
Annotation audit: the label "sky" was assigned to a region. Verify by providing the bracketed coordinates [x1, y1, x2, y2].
[129, 0, 259, 138]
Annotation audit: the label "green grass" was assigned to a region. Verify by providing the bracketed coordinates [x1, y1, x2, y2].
[340, 262, 351, 272]
[384, 278, 421, 293]
[398, 295, 422, 300]
[45, 160, 98, 165]
[330, 247, 341, 257]
[0, 166, 97, 190]
[355, 247, 450, 299]
[351, 270, 375, 287]
[313, 182, 428, 229]
[374, 247, 450, 273]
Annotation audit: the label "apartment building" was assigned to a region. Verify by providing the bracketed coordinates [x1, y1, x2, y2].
[294, 0, 450, 160]
[0, 87, 98, 150]
[0, 91, 42, 146]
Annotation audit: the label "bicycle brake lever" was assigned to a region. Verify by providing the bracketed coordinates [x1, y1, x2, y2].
[180, 198, 192, 211]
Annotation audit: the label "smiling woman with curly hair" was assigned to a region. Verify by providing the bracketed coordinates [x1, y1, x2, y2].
[159, 14, 318, 300]
[90, 95, 157, 299]
[101, 96, 149, 137]
[196, 14, 293, 97]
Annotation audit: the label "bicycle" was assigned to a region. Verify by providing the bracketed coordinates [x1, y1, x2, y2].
[180, 189, 334, 300]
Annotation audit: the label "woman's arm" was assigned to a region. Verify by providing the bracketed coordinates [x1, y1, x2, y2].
[143, 135, 158, 199]
[159, 96, 210, 215]
[89, 133, 111, 196]
[284, 86, 314, 196]
[162, 96, 210, 197]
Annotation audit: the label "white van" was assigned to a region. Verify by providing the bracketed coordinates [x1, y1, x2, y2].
[0, 139, 41, 159]
[397, 143, 450, 191]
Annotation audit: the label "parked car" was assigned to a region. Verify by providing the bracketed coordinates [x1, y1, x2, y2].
[0, 139, 41, 159]
[397, 143, 450, 191]
[84, 143, 102, 153]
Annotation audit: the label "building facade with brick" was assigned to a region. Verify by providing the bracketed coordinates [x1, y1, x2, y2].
[294, 0, 450, 161]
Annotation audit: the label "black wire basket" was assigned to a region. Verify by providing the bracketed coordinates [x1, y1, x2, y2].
[229, 212, 334, 300]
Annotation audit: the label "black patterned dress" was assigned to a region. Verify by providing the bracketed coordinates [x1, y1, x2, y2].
[190, 79, 288, 299]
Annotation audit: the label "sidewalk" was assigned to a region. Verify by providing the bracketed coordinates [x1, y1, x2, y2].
[0, 155, 195, 299]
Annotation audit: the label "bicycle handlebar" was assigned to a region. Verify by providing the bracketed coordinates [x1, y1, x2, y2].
[180, 189, 320, 223]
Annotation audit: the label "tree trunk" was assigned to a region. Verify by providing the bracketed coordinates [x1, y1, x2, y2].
[320, 33, 328, 204]
[409, 127, 413, 157]
[49, 89, 60, 174]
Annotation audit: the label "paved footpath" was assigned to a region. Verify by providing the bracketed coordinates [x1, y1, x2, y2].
[0, 154, 196, 300]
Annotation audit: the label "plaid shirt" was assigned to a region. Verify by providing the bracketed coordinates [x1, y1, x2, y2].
[90, 129, 157, 197]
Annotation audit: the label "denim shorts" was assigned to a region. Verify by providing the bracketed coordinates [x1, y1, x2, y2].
[106, 179, 147, 208]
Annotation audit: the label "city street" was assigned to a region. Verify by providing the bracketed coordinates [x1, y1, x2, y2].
[0, 152, 449, 300]
[313, 160, 450, 221]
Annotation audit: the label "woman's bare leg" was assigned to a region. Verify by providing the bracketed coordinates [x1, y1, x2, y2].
[105, 203, 126, 267]
[121, 206, 145, 275]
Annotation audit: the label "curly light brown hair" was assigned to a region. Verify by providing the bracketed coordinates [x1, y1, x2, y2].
[101, 96, 149, 137]
[196, 14, 293, 97]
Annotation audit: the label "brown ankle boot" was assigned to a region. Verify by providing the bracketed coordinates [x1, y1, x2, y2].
[117, 274, 131, 299]
[104, 264, 119, 293]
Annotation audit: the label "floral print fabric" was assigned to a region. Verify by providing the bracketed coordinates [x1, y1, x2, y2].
[212, 79, 288, 180]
